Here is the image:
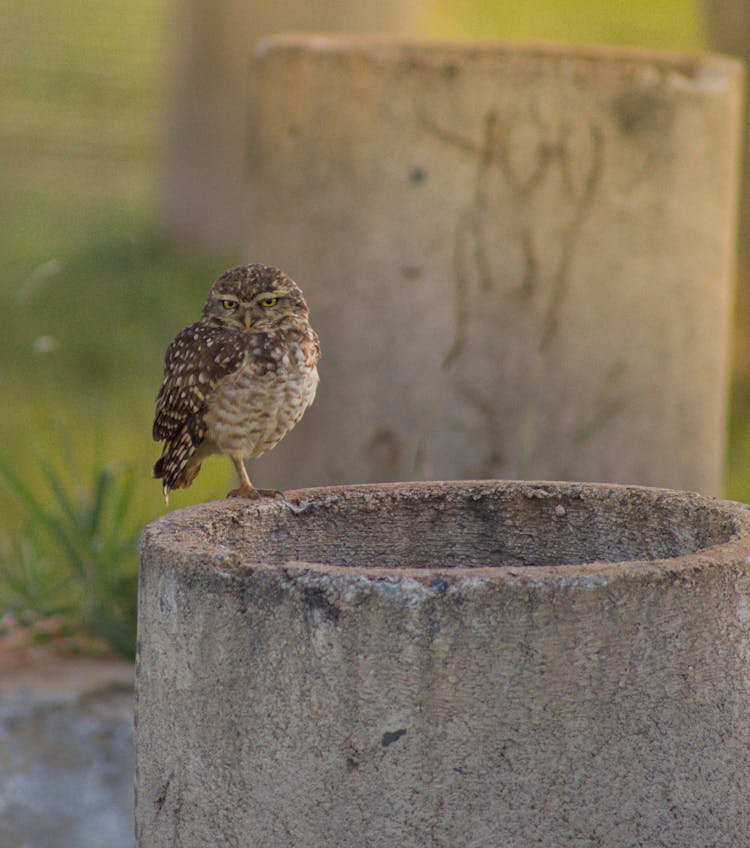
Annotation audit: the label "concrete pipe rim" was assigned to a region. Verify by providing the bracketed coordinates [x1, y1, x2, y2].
[255, 33, 743, 82]
[139, 480, 750, 586]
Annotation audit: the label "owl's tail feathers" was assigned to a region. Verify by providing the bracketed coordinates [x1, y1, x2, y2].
[152, 456, 171, 504]
[153, 441, 202, 504]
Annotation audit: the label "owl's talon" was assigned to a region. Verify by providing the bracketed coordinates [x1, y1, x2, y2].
[257, 488, 285, 500]
[226, 485, 285, 500]
[226, 484, 261, 499]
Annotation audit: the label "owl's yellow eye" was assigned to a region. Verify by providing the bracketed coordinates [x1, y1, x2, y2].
[259, 297, 278, 308]
[222, 300, 239, 310]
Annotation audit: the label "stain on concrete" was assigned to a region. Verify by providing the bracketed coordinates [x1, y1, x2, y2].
[613, 89, 672, 136]
[364, 428, 402, 480]
[381, 728, 407, 748]
[301, 584, 341, 624]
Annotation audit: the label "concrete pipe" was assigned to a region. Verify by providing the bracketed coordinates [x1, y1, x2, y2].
[246, 38, 744, 495]
[136, 481, 750, 847]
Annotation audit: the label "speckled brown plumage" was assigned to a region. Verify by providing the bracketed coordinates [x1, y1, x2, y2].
[152, 264, 320, 502]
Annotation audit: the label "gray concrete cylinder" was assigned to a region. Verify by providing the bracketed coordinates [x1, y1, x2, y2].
[137, 481, 750, 847]
[246, 38, 743, 495]
[705, 0, 750, 374]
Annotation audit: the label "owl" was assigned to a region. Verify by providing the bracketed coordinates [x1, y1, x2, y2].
[152, 264, 320, 503]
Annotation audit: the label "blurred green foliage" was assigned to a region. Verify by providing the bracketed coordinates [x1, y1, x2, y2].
[0, 0, 744, 656]
[0, 0, 236, 653]
[0, 452, 142, 657]
[433, 0, 703, 47]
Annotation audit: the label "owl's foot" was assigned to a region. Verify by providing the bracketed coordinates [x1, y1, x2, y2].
[226, 484, 284, 500]
[228, 457, 285, 500]
[226, 483, 259, 499]
[256, 487, 286, 499]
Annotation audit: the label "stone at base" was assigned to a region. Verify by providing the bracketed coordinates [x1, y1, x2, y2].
[0, 655, 134, 848]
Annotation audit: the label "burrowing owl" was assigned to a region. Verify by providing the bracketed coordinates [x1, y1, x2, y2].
[152, 264, 320, 502]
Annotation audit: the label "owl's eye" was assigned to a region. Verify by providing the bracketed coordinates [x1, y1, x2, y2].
[221, 300, 239, 311]
[259, 297, 278, 308]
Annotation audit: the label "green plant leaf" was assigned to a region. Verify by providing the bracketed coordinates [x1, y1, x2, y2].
[0, 452, 140, 657]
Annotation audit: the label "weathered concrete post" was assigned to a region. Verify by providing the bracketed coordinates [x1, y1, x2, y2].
[162, 2, 427, 249]
[704, 0, 750, 372]
[246, 38, 743, 495]
[136, 481, 750, 847]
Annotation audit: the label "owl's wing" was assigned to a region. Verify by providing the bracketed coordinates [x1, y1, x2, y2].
[152, 323, 246, 443]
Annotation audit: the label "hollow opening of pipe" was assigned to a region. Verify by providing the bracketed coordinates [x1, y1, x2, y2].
[201, 483, 740, 569]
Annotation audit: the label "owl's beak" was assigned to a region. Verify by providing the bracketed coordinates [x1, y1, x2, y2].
[244, 313, 253, 329]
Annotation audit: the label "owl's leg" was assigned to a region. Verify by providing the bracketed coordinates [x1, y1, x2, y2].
[227, 457, 284, 500]
[227, 457, 259, 499]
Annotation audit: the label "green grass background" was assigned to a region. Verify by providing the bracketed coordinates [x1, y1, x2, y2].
[1, 0, 745, 654]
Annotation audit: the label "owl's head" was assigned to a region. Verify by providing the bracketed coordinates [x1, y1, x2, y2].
[202, 264, 310, 332]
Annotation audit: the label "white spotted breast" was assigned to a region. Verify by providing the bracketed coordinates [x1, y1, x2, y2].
[203, 328, 319, 460]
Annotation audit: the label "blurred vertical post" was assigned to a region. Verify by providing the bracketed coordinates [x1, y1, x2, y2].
[247, 37, 743, 495]
[704, 0, 750, 376]
[161, 0, 426, 250]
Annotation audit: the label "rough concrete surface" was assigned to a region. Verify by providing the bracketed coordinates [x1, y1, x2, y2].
[0, 656, 134, 848]
[137, 481, 750, 847]
[246, 38, 743, 495]
[705, 0, 750, 282]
